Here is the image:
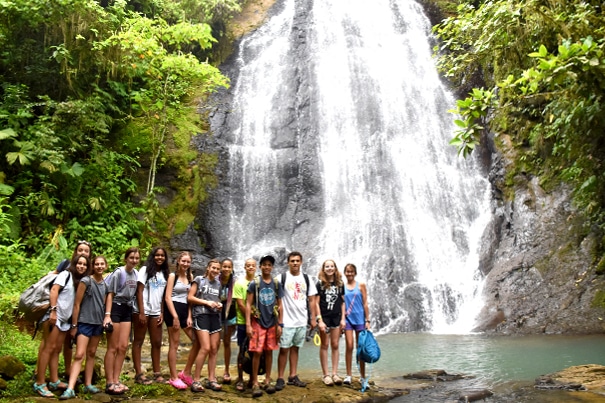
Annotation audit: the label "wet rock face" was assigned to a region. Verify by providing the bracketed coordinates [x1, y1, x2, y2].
[474, 141, 605, 334]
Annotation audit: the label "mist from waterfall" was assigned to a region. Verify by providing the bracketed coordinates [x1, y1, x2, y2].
[219, 0, 491, 334]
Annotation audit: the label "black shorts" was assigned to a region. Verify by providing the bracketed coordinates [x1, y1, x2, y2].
[322, 314, 341, 329]
[237, 324, 247, 346]
[193, 314, 221, 334]
[110, 302, 133, 323]
[165, 301, 189, 328]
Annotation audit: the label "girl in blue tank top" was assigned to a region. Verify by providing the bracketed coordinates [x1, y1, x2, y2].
[343, 263, 370, 389]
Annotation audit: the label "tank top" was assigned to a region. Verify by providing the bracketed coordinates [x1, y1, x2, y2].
[171, 275, 191, 304]
[344, 282, 365, 326]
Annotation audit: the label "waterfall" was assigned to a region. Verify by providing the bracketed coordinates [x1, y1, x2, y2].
[207, 0, 492, 333]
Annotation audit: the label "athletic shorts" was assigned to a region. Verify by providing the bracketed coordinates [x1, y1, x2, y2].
[322, 315, 342, 329]
[280, 326, 306, 348]
[77, 323, 104, 338]
[165, 301, 189, 328]
[237, 325, 247, 346]
[345, 322, 365, 332]
[223, 316, 237, 327]
[193, 314, 221, 334]
[110, 302, 133, 323]
[248, 319, 278, 352]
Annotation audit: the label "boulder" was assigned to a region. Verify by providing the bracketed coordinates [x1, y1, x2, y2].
[0, 355, 26, 379]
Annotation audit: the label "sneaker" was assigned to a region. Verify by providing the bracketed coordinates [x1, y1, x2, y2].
[343, 375, 352, 385]
[360, 377, 369, 392]
[178, 371, 193, 387]
[59, 388, 76, 400]
[168, 378, 188, 390]
[263, 382, 276, 394]
[287, 375, 306, 387]
[275, 378, 286, 391]
[252, 384, 263, 398]
[83, 384, 101, 394]
[332, 374, 343, 385]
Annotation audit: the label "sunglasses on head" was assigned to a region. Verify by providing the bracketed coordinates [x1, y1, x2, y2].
[77, 240, 91, 247]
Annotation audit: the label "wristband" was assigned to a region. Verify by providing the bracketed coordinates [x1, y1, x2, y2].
[316, 315, 322, 321]
[105, 312, 111, 316]
[278, 323, 284, 328]
[365, 319, 370, 323]
[71, 324, 78, 329]
[50, 306, 57, 311]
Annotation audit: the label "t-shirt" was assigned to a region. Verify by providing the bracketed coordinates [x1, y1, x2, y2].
[233, 276, 252, 325]
[107, 266, 138, 306]
[53, 270, 75, 323]
[316, 280, 344, 319]
[279, 272, 318, 328]
[135, 266, 167, 316]
[78, 276, 107, 325]
[191, 276, 221, 317]
[247, 277, 283, 329]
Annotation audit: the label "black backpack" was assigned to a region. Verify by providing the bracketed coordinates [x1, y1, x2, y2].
[240, 337, 266, 375]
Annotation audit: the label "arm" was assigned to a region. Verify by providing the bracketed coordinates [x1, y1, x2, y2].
[276, 296, 283, 338]
[164, 275, 179, 328]
[104, 292, 113, 326]
[339, 294, 346, 331]
[48, 284, 61, 327]
[70, 281, 87, 337]
[245, 290, 254, 338]
[316, 293, 326, 333]
[360, 282, 370, 329]
[136, 282, 146, 325]
[309, 294, 319, 329]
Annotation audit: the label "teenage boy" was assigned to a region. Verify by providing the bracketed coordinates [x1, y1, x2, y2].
[275, 251, 318, 390]
[245, 255, 283, 398]
[233, 258, 257, 392]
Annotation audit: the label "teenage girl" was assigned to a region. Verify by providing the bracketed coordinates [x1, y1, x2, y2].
[33, 254, 90, 397]
[187, 259, 223, 392]
[103, 247, 140, 395]
[132, 247, 170, 384]
[343, 263, 370, 388]
[164, 251, 197, 389]
[219, 258, 236, 384]
[60, 255, 108, 399]
[315, 259, 346, 386]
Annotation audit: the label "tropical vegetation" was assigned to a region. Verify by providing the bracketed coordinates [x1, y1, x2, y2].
[434, 0, 605, 239]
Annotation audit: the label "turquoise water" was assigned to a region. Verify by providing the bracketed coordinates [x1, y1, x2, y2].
[293, 333, 605, 388]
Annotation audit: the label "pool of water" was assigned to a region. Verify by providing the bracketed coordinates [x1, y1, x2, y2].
[292, 333, 605, 388]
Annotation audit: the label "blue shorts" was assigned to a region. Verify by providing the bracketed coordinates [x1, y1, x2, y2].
[345, 322, 365, 332]
[77, 323, 104, 337]
[280, 326, 306, 348]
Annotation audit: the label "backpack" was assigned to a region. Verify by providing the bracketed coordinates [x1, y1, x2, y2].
[253, 275, 280, 319]
[357, 329, 381, 364]
[104, 267, 128, 291]
[240, 336, 266, 375]
[19, 272, 71, 323]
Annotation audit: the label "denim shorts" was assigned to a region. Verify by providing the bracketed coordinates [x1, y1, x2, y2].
[110, 302, 133, 323]
[77, 323, 104, 337]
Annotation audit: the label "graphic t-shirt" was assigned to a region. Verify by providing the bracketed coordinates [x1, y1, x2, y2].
[247, 277, 283, 329]
[316, 280, 344, 319]
[107, 266, 138, 306]
[191, 276, 221, 317]
[135, 266, 167, 316]
[279, 272, 318, 327]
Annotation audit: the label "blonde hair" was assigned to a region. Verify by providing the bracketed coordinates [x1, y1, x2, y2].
[318, 259, 343, 289]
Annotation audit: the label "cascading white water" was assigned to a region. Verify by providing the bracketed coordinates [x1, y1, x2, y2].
[220, 0, 491, 333]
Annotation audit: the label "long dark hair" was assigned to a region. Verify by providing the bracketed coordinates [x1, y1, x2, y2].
[143, 247, 170, 283]
[69, 254, 91, 289]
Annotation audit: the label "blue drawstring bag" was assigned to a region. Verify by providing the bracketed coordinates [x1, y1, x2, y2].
[357, 329, 381, 364]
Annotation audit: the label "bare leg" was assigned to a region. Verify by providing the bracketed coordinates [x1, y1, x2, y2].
[330, 329, 341, 376]
[66, 334, 89, 390]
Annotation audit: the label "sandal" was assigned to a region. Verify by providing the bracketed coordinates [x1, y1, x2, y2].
[59, 388, 76, 400]
[207, 379, 222, 391]
[222, 373, 231, 384]
[48, 380, 68, 391]
[323, 375, 334, 386]
[251, 384, 263, 398]
[105, 383, 121, 395]
[235, 379, 245, 392]
[33, 382, 55, 398]
[191, 381, 205, 393]
[135, 373, 153, 385]
[117, 382, 129, 393]
[332, 374, 343, 385]
[153, 372, 169, 384]
[83, 384, 101, 394]
[263, 382, 276, 394]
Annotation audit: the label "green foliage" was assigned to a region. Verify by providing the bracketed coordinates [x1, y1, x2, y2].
[0, 321, 38, 365]
[434, 0, 605, 231]
[449, 88, 497, 157]
[0, 0, 231, 255]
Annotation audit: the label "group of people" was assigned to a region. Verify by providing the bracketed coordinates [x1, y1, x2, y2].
[32, 242, 372, 399]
